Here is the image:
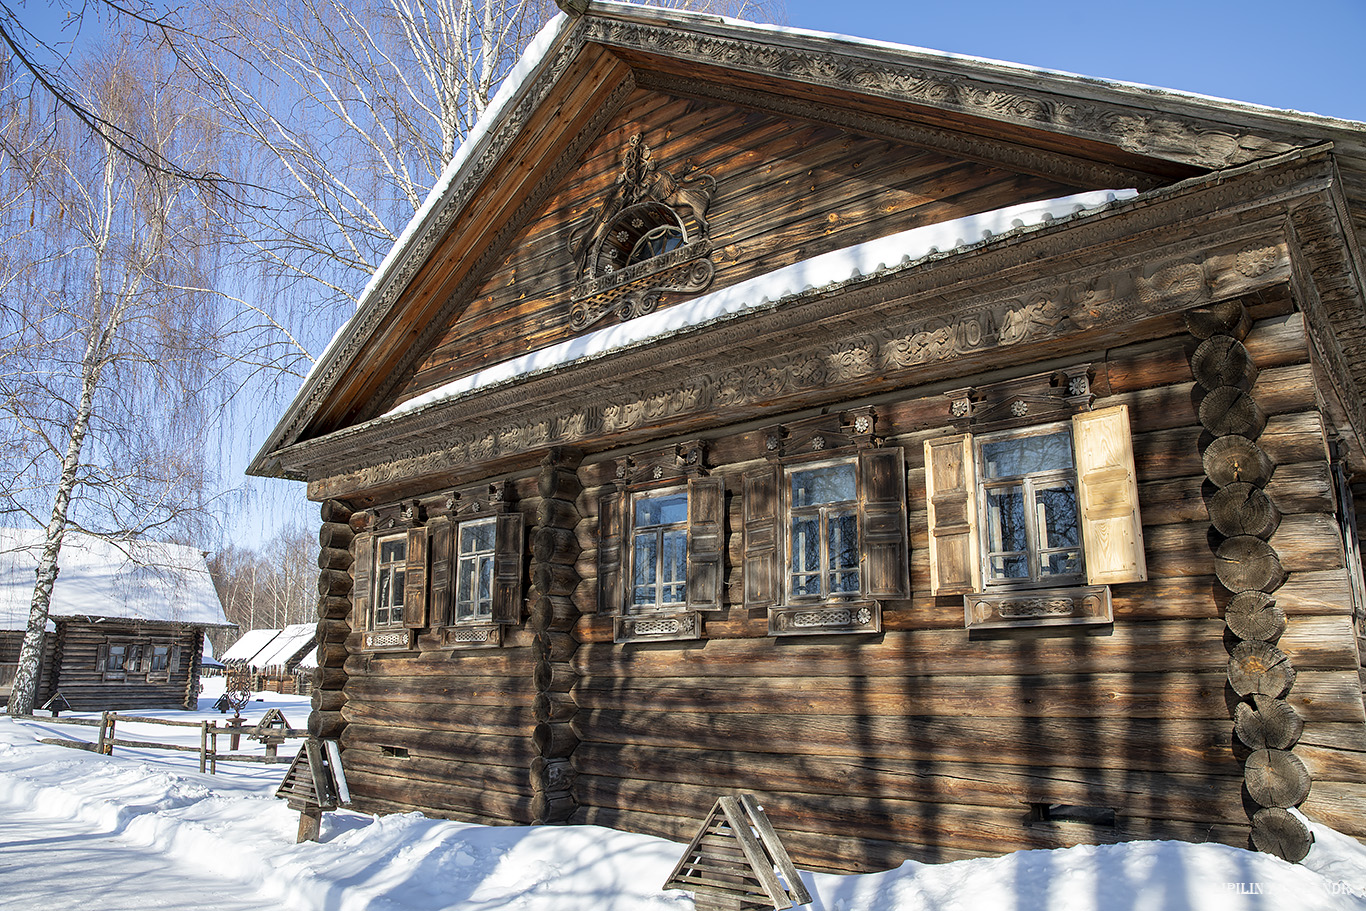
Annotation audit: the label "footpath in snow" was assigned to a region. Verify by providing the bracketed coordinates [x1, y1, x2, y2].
[1, 682, 1366, 910]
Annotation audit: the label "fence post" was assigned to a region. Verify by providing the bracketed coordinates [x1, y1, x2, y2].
[199, 721, 208, 774]
[210, 725, 218, 775]
[97, 712, 115, 756]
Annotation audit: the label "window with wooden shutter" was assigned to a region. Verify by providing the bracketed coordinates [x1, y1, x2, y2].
[353, 530, 374, 628]
[686, 476, 725, 611]
[491, 512, 524, 624]
[1073, 404, 1147, 585]
[598, 491, 624, 616]
[743, 466, 780, 611]
[428, 518, 453, 625]
[925, 435, 980, 596]
[402, 526, 428, 629]
[858, 448, 911, 600]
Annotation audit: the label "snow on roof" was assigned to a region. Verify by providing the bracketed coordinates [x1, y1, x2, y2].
[385, 189, 1136, 420]
[220, 628, 282, 664]
[295, 645, 318, 671]
[251, 623, 316, 672]
[0, 528, 230, 631]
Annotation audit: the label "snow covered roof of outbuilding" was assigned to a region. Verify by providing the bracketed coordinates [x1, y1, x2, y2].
[221, 628, 282, 664]
[251, 623, 316, 672]
[0, 528, 231, 631]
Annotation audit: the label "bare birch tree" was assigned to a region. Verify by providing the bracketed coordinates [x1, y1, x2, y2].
[0, 43, 224, 715]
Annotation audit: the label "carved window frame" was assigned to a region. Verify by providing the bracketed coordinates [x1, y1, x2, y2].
[625, 486, 690, 614]
[429, 483, 524, 651]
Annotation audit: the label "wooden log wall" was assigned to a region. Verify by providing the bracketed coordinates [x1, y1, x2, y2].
[559, 298, 1366, 872]
[312, 499, 354, 741]
[392, 90, 1086, 408]
[337, 484, 541, 826]
[529, 449, 583, 824]
[1186, 300, 1315, 862]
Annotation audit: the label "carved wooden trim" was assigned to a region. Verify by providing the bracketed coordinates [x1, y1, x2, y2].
[361, 629, 414, 651]
[298, 157, 1333, 499]
[439, 623, 502, 650]
[614, 610, 703, 643]
[585, 16, 1302, 170]
[768, 601, 881, 637]
[964, 585, 1111, 630]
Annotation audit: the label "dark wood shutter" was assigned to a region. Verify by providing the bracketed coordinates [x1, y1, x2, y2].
[924, 434, 980, 596]
[1073, 404, 1147, 585]
[743, 465, 781, 610]
[403, 526, 428, 629]
[492, 512, 525, 624]
[687, 476, 725, 610]
[428, 518, 454, 626]
[95, 642, 107, 672]
[598, 492, 624, 615]
[858, 447, 910, 599]
[353, 532, 374, 628]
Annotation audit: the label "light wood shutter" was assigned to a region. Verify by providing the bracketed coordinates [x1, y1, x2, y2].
[687, 476, 725, 610]
[858, 447, 911, 599]
[598, 492, 625, 615]
[403, 526, 429, 628]
[925, 434, 980, 595]
[352, 532, 374, 628]
[428, 518, 453, 626]
[1074, 404, 1147, 584]
[492, 512, 525, 624]
[743, 466, 781, 610]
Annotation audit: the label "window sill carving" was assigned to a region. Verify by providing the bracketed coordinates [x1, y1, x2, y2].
[362, 629, 415, 651]
[768, 600, 881, 637]
[964, 585, 1112, 630]
[615, 610, 702, 643]
[439, 623, 503, 650]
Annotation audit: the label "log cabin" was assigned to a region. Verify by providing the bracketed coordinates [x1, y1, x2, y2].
[248, 3, 1366, 869]
[0, 529, 232, 711]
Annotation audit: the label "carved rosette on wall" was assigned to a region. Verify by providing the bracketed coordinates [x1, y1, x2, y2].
[568, 133, 717, 331]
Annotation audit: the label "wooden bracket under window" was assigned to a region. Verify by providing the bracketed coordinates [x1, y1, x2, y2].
[362, 629, 414, 650]
[768, 601, 881, 637]
[615, 610, 703, 643]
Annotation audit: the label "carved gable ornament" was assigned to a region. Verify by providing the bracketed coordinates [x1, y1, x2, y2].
[567, 133, 717, 330]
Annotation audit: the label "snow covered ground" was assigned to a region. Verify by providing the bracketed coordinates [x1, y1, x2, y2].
[3, 681, 1366, 910]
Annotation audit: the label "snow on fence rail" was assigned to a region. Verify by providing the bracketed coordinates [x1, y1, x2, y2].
[14, 711, 306, 773]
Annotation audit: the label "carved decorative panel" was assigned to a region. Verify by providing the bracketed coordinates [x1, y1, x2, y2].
[362, 629, 414, 651]
[440, 623, 503, 650]
[614, 610, 703, 643]
[768, 601, 881, 637]
[964, 584, 1112, 630]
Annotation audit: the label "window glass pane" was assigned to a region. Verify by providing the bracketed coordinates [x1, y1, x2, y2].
[460, 519, 495, 554]
[791, 463, 857, 508]
[456, 560, 475, 619]
[986, 485, 1029, 554]
[635, 492, 687, 527]
[108, 645, 126, 670]
[981, 431, 1073, 480]
[379, 538, 406, 563]
[632, 533, 658, 606]
[790, 515, 821, 597]
[393, 570, 405, 605]
[661, 529, 687, 604]
[1042, 551, 1083, 577]
[479, 557, 493, 606]
[828, 512, 860, 594]
[989, 554, 1030, 580]
[151, 646, 170, 672]
[1035, 482, 1080, 550]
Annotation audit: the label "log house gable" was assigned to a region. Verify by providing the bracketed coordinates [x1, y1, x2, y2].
[250, 3, 1366, 490]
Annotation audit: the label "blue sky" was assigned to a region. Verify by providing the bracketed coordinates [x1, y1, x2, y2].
[777, 0, 1366, 122]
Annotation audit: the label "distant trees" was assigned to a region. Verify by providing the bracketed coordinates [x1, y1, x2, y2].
[207, 526, 318, 656]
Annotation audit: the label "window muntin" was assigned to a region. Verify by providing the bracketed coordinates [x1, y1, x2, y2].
[107, 644, 127, 671]
[455, 517, 497, 622]
[374, 535, 407, 628]
[630, 490, 688, 612]
[788, 461, 860, 600]
[977, 426, 1083, 588]
[149, 645, 171, 672]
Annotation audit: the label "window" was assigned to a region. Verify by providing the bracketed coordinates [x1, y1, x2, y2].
[926, 404, 1146, 628]
[630, 490, 689, 611]
[600, 475, 724, 642]
[454, 517, 497, 622]
[977, 425, 1083, 588]
[788, 462, 860, 600]
[374, 534, 407, 629]
[149, 645, 171, 672]
[353, 502, 524, 651]
[743, 448, 910, 636]
[106, 644, 128, 672]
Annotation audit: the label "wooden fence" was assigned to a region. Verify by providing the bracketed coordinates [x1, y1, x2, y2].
[18, 712, 306, 774]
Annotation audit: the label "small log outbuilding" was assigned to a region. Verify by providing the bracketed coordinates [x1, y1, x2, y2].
[0, 529, 232, 711]
[250, 4, 1366, 869]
